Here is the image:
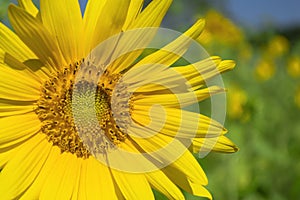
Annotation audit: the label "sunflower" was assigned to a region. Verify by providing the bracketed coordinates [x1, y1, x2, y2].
[0, 0, 238, 199]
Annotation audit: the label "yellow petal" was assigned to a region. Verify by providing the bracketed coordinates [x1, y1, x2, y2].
[218, 60, 236, 72]
[17, 0, 38, 17]
[167, 150, 208, 185]
[8, 5, 64, 69]
[23, 59, 53, 81]
[0, 43, 51, 78]
[83, 0, 130, 53]
[162, 153, 212, 199]
[119, 19, 206, 89]
[131, 106, 227, 138]
[40, 0, 83, 63]
[102, 138, 159, 173]
[71, 158, 82, 200]
[82, 0, 107, 54]
[84, 158, 119, 200]
[40, 153, 79, 200]
[122, 0, 144, 30]
[185, 180, 212, 200]
[0, 148, 17, 169]
[121, 62, 187, 94]
[20, 146, 61, 200]
[129, 132, 194, 175]
[0, 22, 36, 62]
[4, 52, 44, 81]
[0, 62, 41, 101]
[85, 158, 106, 199]
[52, 157, 79, 200]
[109, 0, 173, 74]
[192, 136, 239, 153]
[175, 59, 236, 87]
[77, 159, 88, 200]
[0, 99, 35, 117]
[133, 86, 225, 108]
[0, 48, 3, 62]
[189, 60, 236, 87]
[125, 57, 222, 94]
[0, 113, 41, 150]
[134, 134, 208, 185]
[126, 0, 172, 29]
[145, 170, 184, 200]
[131, 19, 205, 72]
[0, 134, 50, 200]
[77, 158, 124, 200]
[56, 155, 80, 200]
[131, 132, 209, 191]
[124, 132, 210, 199]
[111, 170, 154, 200]
[173, 56, 222, 79]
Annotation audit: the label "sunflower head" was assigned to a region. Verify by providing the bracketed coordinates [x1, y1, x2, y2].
[0, 0, 238, 199]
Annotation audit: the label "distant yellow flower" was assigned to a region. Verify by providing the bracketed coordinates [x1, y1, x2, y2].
[197, 9, 251, 60]
[227, 86, 249, 122]
[255, 59, 276, 81]
[287, 56, 300, 78]
[0, 0, 237, 199]
[198, 10, 244, 46]
[266, 35, 289, 57]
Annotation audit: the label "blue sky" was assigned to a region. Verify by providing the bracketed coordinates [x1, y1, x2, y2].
[226, 0, 300, 29]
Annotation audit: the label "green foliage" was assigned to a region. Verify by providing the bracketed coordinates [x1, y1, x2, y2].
[165, 1, 300, 199]
[206, 39, 300, 200]
[196, 16, 300, 200]
[0, 0, 10, 21]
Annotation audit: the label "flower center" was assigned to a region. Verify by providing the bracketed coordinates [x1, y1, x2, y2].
[35, 60, 128, 158]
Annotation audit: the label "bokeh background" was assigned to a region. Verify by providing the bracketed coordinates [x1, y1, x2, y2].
[1, 0, 300, 199]
[162, 1, 300, 200]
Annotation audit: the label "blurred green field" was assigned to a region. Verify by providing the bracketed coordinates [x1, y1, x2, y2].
[166, 2, 300, 200]
[1, 0, 300, 199]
